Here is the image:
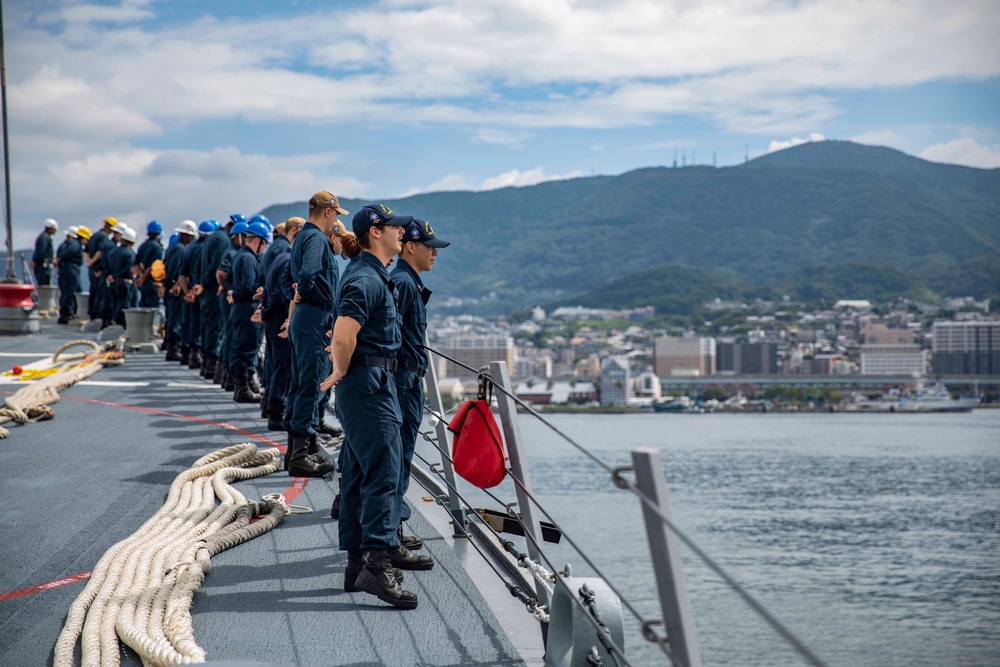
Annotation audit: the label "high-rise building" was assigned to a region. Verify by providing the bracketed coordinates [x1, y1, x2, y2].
[860, 344, 928, 375]
[863, 323, 915, 345]
[600, 357, 630, 406]
[436, 335, 516, 380]
[716, 341, 779, 375]
[653, 336, 715, 377]
[932, 320, 1000, 375]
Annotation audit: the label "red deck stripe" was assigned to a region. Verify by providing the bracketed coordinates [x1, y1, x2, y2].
[0, 571, 93, 602]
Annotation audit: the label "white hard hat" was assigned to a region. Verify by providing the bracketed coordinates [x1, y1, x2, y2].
[121, 226, 137, 243]
[67, 225, 79, 238]
[44, 218, 58, 230]
[174, 220, 198, 236]
[115, 223, 131, 236]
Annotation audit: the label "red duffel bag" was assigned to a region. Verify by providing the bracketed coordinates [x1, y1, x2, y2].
[448, 399, 507, 489]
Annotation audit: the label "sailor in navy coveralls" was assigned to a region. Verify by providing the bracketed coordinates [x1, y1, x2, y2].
[322, 203, 425, 609]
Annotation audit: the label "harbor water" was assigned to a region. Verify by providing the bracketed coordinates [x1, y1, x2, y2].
[420, 409, 1000, 666]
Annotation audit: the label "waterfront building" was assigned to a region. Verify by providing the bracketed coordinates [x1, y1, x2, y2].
[653, 335, 715, 377]
[437, 334, 516, 380]
[716, 341, 779, 375]
[932, 320, 1000, 375]
[632, 372, 661, 399]
[860, 344, 929, 376]
[575, 356, 601, 379]
[600, 357, 630, 407]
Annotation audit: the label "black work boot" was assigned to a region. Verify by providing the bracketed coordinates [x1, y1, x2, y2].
[165, 341, 181, 362]
[233, 375, 261, 404]
[223, 370, 235, 392]
[179, 347, 190, 365]
[188, 348, 202, 370]
[266, 410, 285, 432]
[344, 551, 403, 592]
[248, 372, 261, 395]
[388, 545, 434, 570]
[259, 390, 268, 419]
[283, 432, 292, 471]
[356, 549, 418, 609]
[330, 492, 342, 520]
[201, 355, 216, 379]
[287, 435, 335, 477]
[212, 362, 225, 385]
[316, 406, 344, 438]
[398, 522, 423, 551]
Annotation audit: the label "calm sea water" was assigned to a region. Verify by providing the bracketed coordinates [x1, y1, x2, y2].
[420, 409, 1000, 666]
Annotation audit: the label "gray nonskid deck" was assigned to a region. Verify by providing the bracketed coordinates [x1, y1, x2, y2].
[0, 325, 529, 666]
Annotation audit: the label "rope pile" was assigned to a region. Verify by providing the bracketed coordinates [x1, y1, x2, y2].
[53, 443, 286, 667]
[0, 339, 125, 439]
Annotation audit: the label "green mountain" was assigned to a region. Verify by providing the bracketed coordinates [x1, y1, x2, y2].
[259, 140, 1000, 307]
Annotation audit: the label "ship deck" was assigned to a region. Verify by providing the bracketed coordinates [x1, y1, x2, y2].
[0, 321, 542, 666]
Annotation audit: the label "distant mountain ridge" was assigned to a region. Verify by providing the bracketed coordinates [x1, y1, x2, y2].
[260, 141, 1000, 308]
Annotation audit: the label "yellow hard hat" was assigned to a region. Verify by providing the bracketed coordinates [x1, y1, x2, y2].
[150, 259, 166, 283]
[76, 226, 92, 240]
[103, 217, 118, 227]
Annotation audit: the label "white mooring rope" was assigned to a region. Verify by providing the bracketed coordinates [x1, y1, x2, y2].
[53, 443, 285, 666]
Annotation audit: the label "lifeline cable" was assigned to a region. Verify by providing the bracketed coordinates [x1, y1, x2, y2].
[0, 338, 125, 439]
[52, 443, 285, 667]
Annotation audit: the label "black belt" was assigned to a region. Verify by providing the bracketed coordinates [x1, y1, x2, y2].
[401, 361, 427, 377]
[350, 354, 398, 371]
[299, 298, 333, 310]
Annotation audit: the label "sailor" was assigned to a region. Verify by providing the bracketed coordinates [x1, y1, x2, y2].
[228, 220, 269, 403]
[85, 217, 117, 322]
[244, 214, 271, 395]
[261, 243, 293, 431]
[55, 226, 83, 324]
[178, 221, 213, 368]
[284, 193, 346, 477]
[214, 216, 246, 388]
[31, 219, 58, 286]
[99, 223, 125, 327]
[165, 221, 197, 362]
[107, 225, 138, 327]
[134, 221, 165, 309]
[258, 218, 302, 414]
[198, 218, 233, 381]
[321, 203, 421, 609]
[391, 219, 450, 552]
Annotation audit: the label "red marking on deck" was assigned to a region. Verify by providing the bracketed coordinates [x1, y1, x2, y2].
[0, 571, 93, 602]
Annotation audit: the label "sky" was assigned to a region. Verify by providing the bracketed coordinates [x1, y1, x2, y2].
[3, 0, 999, 249]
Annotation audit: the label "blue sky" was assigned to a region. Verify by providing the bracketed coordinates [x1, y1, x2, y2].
[4, 0, 999, 248]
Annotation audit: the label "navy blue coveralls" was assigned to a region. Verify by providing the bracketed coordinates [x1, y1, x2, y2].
[336, 251, 403, 552]
[286, 223, 337, 438]
[107, 244, 137, 326]
[390, 259, 432, 525]
[97, 233, 117, 323]
[199, 228, 230, 361]
[56, 237, 83, 317]
[217, 244, 237, 373]
[85, 230, 109, 320]
[163, 239, 187, 346]
[259, 233, 290, 388]
[262, 253, 292, 416]
[229, 245, 263, 379]
[32, 231, 54, 286]
[180, 237, 205, 352]
[134, 236, 164, 308]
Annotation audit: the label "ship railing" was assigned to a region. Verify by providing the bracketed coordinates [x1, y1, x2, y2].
[417, 343, 830, 667]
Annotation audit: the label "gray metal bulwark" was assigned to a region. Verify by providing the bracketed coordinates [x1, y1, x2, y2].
[424, 337, 466, 537]
[632, 447, 702, 667]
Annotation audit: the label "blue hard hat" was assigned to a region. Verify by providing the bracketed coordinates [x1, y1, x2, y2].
[230, 221, 248, 236]
[229, 213, 246, 224]
[147, 220, 162, 235]
[249, 214, 271, 229]
[198, 220, 215, 236]
[246, 221, 270, 240]
[168, 232, 181, 247]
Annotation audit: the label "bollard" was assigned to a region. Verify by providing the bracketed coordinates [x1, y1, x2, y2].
[544, 577, 624, 667]
[36, 285, 59, 312]
[123, 308, 158, 343]
[74, 292, 89, 320]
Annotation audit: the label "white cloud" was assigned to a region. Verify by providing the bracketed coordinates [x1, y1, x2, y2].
[480, 167, 585, 191]
[768, 132, 827, 153]
[10, 147, 368, 249]
[919, 137, 1000, 169]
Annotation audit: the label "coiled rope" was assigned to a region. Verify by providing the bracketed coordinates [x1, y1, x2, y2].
[52, 443, 287, 667]
[0, 338, 125, 439]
